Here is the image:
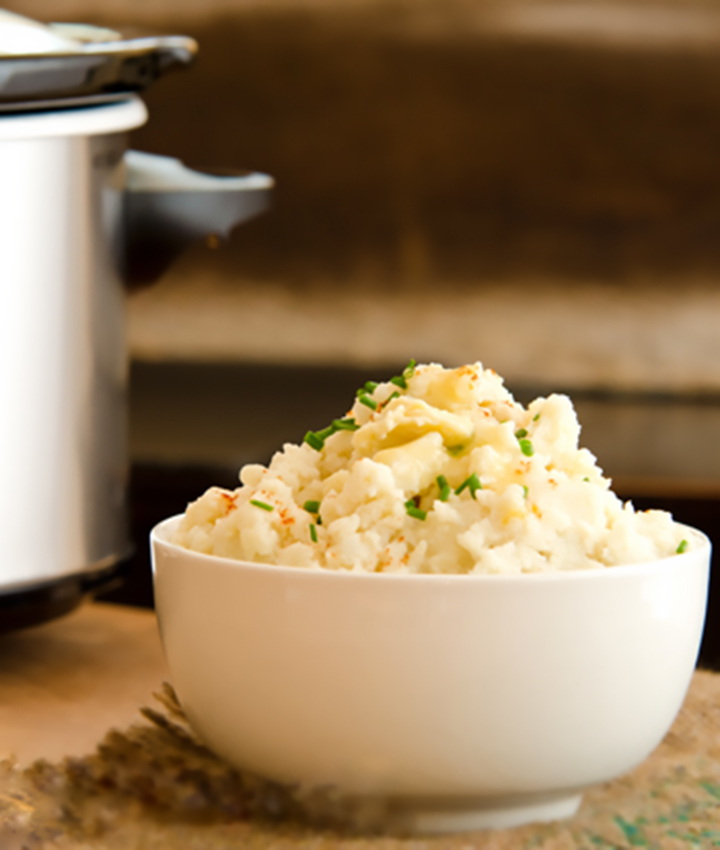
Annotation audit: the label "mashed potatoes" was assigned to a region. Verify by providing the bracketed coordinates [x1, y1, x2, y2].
[173, 362, 690, 574]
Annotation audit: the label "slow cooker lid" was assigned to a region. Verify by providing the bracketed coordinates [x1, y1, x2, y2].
[0, 9, 196, 110]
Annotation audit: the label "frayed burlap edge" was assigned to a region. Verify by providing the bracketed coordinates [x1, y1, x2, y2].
[0, 673, 718, 849]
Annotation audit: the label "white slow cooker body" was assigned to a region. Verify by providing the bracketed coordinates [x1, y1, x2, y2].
[0, 98, 147, 592]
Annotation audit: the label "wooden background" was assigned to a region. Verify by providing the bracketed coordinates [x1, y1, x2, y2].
[8, 0, 720, 390]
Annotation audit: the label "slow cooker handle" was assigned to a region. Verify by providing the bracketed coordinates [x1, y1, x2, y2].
[123, 150, 273, 288]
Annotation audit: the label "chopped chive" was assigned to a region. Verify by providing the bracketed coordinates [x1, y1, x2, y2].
[303, 500, 321, 513]
[333, 417, 359, 431]
[405, 504, 427, 521]
[384, 391, 400, 405]
[522, 485, 529, 499]
[304, 431, 324, 451]
[519, 438, 534, 457]
[390, 375, 407, 390]
[403, 358, 417, 379]
[436, 475, 451, 501]
[455, 473, 482, 499]
[583, 476, 590, 482]
[309, 523, 318, 543]
[306, 417, 353, 450]
[676, 539, 688, 554]
[436, 475, 451, 502]
[250, 499, 274, 512]
[447, 444, 465, 457]
[357, 381, 380, 397]
[533, 413, 541, 421]
[316, 515, 322, 525]
[359, 395, 378, 411]
[515, 428, 528, 439]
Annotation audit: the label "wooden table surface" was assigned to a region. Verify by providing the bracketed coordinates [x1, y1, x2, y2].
[0, 602, 718, 848]
[0, 602, 169, 767]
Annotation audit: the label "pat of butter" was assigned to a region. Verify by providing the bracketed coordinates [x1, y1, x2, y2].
[354, 397, 474, 454]
[373, 432, 447, 493]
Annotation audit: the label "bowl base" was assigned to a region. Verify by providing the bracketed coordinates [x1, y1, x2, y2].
[384, 792, 583, 834]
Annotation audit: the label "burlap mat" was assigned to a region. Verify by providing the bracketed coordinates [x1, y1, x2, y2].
[1, 671, 718, 849]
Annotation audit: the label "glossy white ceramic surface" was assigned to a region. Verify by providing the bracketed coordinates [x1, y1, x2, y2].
[0, 99, 146, 592]
[152, 516, 710, 832]
[0, 96, 146, 140]
[0, 94, 273, 596]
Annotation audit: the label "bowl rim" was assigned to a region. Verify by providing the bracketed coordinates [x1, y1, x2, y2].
[151, 514, 711, 584]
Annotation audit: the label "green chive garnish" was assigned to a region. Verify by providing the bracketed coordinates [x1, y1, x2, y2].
[515, 428, 528, 439]
[333, 417, 359, 431]
[250, 499, 274, 512]
[305, 417, 361, 450]
[359, 395, 378, 411]
[455, 473, 482, 499]
[384, 391, 400, 405]
[676, 539, 688, 554]
[583, 476, 590, 482]
[436, 475, 451, 502]
[390, 375, 407, 390]
[405, 500, 427, 521]
[304, 500, 321, 513]
[522, 485, 529, 498]
[533, 413, 541, 421]
[304, 431, 324, 451]
[357, 382, 379, 398]
[309, 523, 318, 543]
[447, 444, 465, 457]
[519, 438, 534, 457]
[316, 425, 336, 442]
[403, 358, 417, 379]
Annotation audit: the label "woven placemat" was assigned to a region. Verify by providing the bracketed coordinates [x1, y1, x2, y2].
[1, 671, 718, 849]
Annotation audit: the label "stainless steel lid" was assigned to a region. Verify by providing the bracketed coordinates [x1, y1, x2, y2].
[0, 10, 197, 111]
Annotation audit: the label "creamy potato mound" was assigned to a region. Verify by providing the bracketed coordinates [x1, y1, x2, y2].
[174, 362, 690, 574]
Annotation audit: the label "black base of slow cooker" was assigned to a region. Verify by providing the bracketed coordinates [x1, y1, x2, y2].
[0, 561, 128, 635]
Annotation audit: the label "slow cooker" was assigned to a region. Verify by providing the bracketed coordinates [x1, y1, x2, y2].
[0, 11, 273, 631]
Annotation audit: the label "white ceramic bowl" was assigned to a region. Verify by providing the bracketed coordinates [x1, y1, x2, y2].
[151, 516, 710, 833]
